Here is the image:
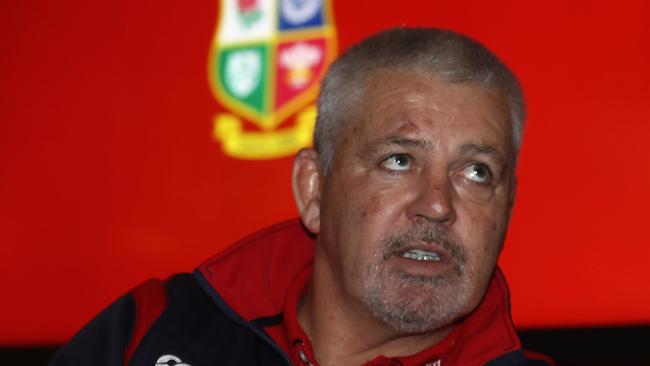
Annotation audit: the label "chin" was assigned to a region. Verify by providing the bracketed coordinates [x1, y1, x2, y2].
[362, 265, 473, 334]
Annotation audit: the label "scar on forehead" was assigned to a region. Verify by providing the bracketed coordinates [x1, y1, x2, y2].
[395, 120, 423, 132]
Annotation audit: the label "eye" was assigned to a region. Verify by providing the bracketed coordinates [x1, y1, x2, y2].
[460, 163, 492, 184]
[380, 154, 412, 171]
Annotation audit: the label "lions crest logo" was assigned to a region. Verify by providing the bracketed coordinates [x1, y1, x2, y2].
[209, 0, 337, 159]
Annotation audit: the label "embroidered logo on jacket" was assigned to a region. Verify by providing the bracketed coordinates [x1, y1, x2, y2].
[155, 354, 191, 366]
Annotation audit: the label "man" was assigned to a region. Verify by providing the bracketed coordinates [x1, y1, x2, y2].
[51, 28, 551, 366]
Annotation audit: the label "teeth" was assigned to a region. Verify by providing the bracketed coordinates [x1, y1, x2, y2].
[401, 249, 441, 262]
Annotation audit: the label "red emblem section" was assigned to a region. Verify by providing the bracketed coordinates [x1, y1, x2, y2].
[275, 38, 328, 111]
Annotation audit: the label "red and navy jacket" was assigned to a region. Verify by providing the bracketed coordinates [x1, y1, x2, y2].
[49, 220, 553, 366]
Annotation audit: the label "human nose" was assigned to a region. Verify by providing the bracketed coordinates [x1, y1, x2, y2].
[405, 172, 456, 225]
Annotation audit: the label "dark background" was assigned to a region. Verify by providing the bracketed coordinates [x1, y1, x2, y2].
[3, 326, 650, 365]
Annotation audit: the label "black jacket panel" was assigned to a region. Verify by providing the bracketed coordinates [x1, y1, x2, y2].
[128, 273, 287, 366]
[49, 293, 135, 366]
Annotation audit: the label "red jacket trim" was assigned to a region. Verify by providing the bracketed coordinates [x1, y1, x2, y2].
[123, 278, 168, 366]
[196, 219, 530, 365]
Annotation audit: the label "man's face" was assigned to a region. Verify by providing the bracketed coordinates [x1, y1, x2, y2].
[316, 69, 516, 333]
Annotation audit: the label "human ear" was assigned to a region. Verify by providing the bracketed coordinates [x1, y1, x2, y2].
[292, 148, 321, 234]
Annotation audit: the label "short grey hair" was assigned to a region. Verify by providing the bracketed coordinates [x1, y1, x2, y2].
[313, 27, 526, 173]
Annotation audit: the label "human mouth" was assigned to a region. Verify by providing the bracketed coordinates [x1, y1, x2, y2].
[400, 249, 441, 262]
[392, 246, 450, 277]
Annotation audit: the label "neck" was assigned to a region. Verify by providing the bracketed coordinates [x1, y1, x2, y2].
[298, 258, 454, 366]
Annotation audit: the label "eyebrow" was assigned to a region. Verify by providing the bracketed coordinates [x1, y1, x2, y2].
[384, 137, 434, 150]
[459, 143, 507, 163]
[358, 136, 433, 160]
[359, 138, 508, 164]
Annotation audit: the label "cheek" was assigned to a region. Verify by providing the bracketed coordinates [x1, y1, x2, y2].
[342, 187, 405, 264]
[460, 208, 505, 270]
[357, 186, 412, 227]
[345, 173, 400, 220]
[360, 195, 383, 219]
[462, 215, 503, 295]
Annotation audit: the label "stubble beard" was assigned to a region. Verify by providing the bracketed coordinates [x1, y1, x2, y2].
[361, 224, 471, 334]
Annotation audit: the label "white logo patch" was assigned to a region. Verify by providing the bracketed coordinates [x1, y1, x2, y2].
[155, 354, 191, 366]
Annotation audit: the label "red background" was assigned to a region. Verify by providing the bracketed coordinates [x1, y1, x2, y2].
[1, 0, 649, 346]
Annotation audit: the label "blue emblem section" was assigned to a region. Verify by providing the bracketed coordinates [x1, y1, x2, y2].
[278, 0, 324, 30]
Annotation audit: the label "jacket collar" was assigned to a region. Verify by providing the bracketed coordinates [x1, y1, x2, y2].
[197, 219, 522, 365]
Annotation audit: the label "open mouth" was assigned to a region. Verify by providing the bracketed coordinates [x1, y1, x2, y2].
[400, 249, 441, 262]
